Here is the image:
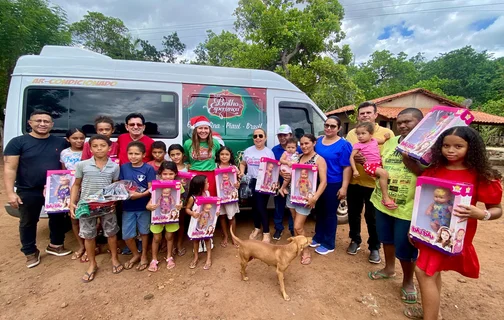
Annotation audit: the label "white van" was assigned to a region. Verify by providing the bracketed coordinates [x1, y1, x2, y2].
[3, 45, 327, 217]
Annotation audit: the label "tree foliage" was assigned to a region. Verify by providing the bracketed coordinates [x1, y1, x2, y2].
[161, 32, 186, 63]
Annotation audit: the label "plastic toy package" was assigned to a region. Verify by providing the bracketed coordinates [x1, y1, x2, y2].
[44, 170, 75, 214]
[177, 171, 196, 191]
[290, 164, 318, 206]
[255, 157, 280, 195]
[187, 196, 221, 240]
[409, 176, 473, 255]
[75, 180, 139, 219]
[396, 106, 474, 165]
[150, 180, 181, 224]
[215, 167, 239, 204]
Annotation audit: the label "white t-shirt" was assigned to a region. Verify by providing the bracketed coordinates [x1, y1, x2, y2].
[243, 146, 275, 178]
[60, 147, 82, 170]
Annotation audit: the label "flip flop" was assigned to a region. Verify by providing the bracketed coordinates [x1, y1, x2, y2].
[404, 306, 424, 319]
[80, 252, 89, 263]
[381, 200, 398, 210]
[177, 247, 187, 257]
[189, 260, 198, 269]
[401, 287, 418, 304]
[136, 261, 149, 272]
[112, 263, 124, 274]
[301, 255, 312, 265]
[166, 257, 176, 270]
[368, 270, 396, 280]
[203, 261, 212, 270]
[72, 250, 85, 260]
[81, 267, 98, 283]
[148, 260, 159, 272]
[124, 257, 140, 270]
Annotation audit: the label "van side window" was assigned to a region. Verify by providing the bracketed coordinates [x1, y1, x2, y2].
[279, 101, 326, 139]
[24, 87, 178, 138]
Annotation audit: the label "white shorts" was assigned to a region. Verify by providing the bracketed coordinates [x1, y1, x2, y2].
[219, 202, 239, 220]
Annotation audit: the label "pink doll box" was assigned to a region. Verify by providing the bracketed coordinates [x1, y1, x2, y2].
[215, 167, 239, 204]
[290, 164, 318, 206]
[151, 180, 181, 225]
[396, 106, 474, 165]
[188, 196, 221, 240]
[255, 157, 280, 195]
[409, 176, 473, 256]
[44, 170, 75, 214]
[177, 171, 196, 191]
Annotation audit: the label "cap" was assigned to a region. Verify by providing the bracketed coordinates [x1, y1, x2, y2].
[277, 124, 292, 135]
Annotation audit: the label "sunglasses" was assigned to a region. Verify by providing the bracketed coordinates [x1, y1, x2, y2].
[128, 123, 144, 127]
[253, 134, 264, 139]
[324, 124, 338, 130]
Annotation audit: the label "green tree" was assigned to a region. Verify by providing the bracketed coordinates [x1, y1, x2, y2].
[132, 39, 162, 62]
[161, 32, 186, 63]
[409, 76, 465, 103]
[0, 0, 71, 112]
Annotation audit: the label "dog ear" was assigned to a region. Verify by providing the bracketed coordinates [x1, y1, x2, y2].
[287, 237, 294, 242]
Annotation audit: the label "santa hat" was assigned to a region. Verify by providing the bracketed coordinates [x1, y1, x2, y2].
[190, 116, 211, 130]
[212, 132, 225, 146]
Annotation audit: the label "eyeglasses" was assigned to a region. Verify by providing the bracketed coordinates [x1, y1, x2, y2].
[253, 134, 264, 139]
[128, 123, 144, 127]
[324, 124, 338, 130]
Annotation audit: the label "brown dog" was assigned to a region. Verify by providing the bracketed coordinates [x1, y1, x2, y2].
[230, 227, 312, 301]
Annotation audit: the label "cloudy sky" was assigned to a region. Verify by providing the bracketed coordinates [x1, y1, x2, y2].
[49, 0, 504, 63]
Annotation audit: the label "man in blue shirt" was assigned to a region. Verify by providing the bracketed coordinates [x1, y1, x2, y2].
[271, 125, 301, 240]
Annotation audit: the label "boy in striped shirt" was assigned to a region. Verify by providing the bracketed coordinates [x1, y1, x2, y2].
[70, 134, 123, 283]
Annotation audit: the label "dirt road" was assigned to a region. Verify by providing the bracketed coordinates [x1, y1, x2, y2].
[1, 163, 503, 320]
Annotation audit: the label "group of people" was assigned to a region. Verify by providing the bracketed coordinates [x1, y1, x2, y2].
[4, 102, 503, 320]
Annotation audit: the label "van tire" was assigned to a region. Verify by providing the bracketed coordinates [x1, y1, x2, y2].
[337, 213, 349, 225]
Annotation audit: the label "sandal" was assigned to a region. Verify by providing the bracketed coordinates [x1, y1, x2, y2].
[136, 261, 149, 272]
[381, 199, 398, 210]
[124, 257, 140, 270]
[72, 250, 85, 260]
[80, 252, 89, 263]
[112, 263, 124, 274]
[177, 247, 186, 257]
[81, 267, 98, 283]
[148, 260, 159, 272]
[301, 255, 312, 265]
[166, 257, 176, 270]
[189, 260, 198, 269]
[401, 287, 418, 304]
[404, 306, 423, 320]
[203, 261, 212, 270]
[368, 270, 396, 280]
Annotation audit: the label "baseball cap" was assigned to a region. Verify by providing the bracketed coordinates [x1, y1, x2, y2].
[277, 124, 292, 135]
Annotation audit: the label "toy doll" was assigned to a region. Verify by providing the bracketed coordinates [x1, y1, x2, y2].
[453, 228, 466, 253]
[426, 187, 453, 232]
[296, 169, 312, 197]
[262, 162, 275, 189]
[157, 188, 175, 215]
[435, 226, 453, 249]
[220, 172, 235, 199]
[55, 175, 71, 208]
[197, 204, 212, 231]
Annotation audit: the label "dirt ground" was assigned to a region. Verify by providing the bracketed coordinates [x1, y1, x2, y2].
[1, 163, 503, 320]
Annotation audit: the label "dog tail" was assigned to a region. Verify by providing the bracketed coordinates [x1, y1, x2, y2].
[229, 226, 242, 246]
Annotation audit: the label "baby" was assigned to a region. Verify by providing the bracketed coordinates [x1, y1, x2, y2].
[157, 188, 175, 215]
[296, 169, 312, 197]
[279, 138, 299, 173]
[426, 187, 453, 232]
[349, 122, 396, 210]
[55, 175, 71, 208]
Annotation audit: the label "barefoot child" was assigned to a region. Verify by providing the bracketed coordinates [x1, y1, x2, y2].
[404, 126, 502, 320]
[70, 135, 123, 282]
[215, 146, 241, 248]
[185, 175, 213, 270]
[120, 141, 156, 271]
[146, 162, 184, 271]
[148, 141, 167, 172]
[169, 144, 189, 256]
[349, 122, 396, 209]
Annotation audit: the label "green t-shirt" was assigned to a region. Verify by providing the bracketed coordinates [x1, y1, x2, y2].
[370, 136, 418, 221]
[183, 138, 220, 171]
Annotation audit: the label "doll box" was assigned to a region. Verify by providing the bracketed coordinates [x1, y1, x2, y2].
[290, 164, 318, 206]
[215, 167, 239, 204]
[409, 176, 473, 256]
[177, 171, 196, 191]
[396, 106, 474, 165]
[188, 196, 221, 240]
[151, 180, 181, 225]
[44, 170, 75, 214]
[255, 157, 280, 195]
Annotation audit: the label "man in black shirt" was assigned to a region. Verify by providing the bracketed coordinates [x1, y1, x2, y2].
[4, 110, 72, 268]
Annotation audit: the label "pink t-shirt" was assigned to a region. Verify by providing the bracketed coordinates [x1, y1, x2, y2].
[353, 138, 381, 164]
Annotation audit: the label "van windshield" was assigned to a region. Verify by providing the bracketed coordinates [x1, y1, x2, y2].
[23, 87, 178, 138]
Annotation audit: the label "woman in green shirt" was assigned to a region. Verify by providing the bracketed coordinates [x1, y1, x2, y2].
[184, 116, 221, 196]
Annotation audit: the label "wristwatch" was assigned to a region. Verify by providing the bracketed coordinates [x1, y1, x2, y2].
[483, 210, 492, 221]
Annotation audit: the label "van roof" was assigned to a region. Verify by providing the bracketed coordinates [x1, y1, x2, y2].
[13, 45, 302, 92]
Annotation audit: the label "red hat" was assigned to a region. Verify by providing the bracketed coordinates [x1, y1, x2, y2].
[212, 132, 225, 146]
[190, 116, 211, 129]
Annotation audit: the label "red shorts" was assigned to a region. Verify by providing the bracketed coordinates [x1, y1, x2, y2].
[363, 162, 382, 177]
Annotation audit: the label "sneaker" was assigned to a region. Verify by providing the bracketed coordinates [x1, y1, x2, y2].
[346, 241, 361, 255]
[289, 230, 295, 237]
[272, 230, 282, 240]
[262, 233, 271, 243]
[45, 245, 72, 257]
[26, 250, 41, 268]
[315, 246, 334, 255]
[249, 228, 261, 240]
[309, 239, 321, 248]
[369, 250, 381, 264]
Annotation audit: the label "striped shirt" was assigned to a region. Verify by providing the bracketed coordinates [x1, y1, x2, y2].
[75, 157, 120, 200]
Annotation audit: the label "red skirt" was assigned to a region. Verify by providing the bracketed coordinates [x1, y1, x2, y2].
[189, 170, 216, 196]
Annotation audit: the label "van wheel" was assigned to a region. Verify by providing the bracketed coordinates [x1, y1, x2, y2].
[337, 213, 349, 225]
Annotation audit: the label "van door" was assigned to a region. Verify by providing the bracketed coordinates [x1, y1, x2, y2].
[275, 98, 326, 140]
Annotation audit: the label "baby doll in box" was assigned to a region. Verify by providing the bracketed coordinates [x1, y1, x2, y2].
[45, 170, 75, 214]
[256, 157, 280, 195]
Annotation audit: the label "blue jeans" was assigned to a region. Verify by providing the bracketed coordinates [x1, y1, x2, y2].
[273, 195, 294, 232]
[313, 182, 342, 250]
